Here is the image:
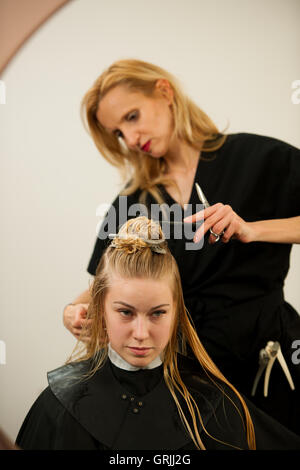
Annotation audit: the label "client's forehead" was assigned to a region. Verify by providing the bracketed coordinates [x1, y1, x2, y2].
[106, 275, 173, 309]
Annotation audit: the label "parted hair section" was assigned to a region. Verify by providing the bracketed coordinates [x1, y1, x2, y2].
[69, 216, 256, 450]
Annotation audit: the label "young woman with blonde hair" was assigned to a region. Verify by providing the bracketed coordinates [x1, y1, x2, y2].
[63, 59, 300, 434]
[17, 217, 300, 450]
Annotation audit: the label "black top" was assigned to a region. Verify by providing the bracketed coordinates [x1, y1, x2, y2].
[15, 354, 300, 450]
[87, 133, 300, 317]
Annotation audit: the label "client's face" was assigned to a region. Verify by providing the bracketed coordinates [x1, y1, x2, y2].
[104, 275, 175, 367]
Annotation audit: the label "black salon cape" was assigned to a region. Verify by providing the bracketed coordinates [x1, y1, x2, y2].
[86, 133, 300, 433]
[16, 355, 300, 450]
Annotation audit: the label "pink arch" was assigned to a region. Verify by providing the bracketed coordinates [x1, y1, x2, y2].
[0, 0, 72, 75]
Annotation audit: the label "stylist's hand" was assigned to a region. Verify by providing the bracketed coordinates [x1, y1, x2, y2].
[183, 203, 256, 244]
[63, 303, 92, 342]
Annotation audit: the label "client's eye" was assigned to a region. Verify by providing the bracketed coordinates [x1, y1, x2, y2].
[119, 310, 132, 316]
[152, 311, 166, 318]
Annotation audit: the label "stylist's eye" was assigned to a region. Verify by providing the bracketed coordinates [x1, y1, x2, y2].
[127, 111, 138, 122]
[114, 112, 138, 139]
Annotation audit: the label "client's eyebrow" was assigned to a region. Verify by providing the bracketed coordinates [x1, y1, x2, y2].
[113, 301, 170, 310]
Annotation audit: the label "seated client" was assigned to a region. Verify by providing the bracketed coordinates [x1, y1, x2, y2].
[16, 217, 300, 450]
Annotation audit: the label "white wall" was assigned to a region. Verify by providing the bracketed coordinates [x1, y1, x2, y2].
[0, 0, 299, 441]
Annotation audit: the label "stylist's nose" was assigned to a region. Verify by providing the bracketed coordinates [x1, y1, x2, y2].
[124, 129, 139, 150]
[133, 316, 149, 341]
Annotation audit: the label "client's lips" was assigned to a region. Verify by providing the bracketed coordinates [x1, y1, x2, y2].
[128, 347, 152, 356]
[141, 140, 151, 152]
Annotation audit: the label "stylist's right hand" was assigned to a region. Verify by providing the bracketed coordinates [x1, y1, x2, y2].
[63, 303, 91, 342]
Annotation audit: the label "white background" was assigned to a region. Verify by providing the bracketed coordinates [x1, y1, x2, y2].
[0, 0, 300, 441]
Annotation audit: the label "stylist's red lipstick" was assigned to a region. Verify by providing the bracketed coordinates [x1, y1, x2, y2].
[141, 140, 151, 152]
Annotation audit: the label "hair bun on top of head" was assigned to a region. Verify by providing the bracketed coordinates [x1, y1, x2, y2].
[108, 216, 167, 254]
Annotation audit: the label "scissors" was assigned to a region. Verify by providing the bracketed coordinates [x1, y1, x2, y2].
[195, 183, 225, 242]
[251, 341, 295, 397]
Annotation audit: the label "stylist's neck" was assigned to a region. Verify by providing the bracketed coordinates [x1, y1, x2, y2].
[164, 138, 201, 174]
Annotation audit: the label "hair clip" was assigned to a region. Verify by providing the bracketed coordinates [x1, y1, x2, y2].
[108, 233, 166, 254]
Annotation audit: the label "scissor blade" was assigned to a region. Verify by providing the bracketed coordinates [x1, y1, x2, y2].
[195, 183, 210, 208]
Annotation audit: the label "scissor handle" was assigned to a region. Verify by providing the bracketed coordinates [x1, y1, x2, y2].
[209, 228, 225, 242]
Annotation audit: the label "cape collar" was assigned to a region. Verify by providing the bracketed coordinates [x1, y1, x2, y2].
[107, 343, 162, 371]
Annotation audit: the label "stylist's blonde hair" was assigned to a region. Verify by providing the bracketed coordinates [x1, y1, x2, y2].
[81, 59, 227, 206]
[70, 216, 255, 450]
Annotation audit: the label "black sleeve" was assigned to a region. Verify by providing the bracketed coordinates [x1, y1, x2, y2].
[237, 133, 300, 218]
[87, 188, 145, 276]
[262, 134, 300, 218]
[16, 387, 104, 450]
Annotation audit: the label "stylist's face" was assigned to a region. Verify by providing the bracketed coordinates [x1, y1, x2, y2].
[104, 275, 175, 367]
[96, 80, 174, 157]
